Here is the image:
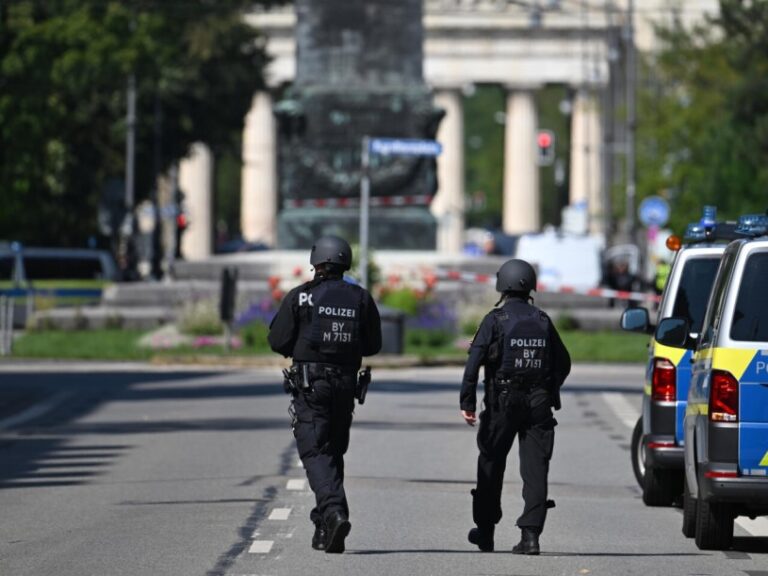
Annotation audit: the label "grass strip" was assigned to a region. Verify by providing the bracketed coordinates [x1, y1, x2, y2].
[9, 328, 649, 364]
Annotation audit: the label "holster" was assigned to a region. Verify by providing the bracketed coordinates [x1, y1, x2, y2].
[356, 366, 371, 405]
[494, 375, 534, 411]
[282, 366, 300, 395]
[283, 365, 313, 395]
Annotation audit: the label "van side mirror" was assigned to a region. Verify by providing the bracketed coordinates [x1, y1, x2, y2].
[621, 307, 651, 333]
[655, 317, 690, 348]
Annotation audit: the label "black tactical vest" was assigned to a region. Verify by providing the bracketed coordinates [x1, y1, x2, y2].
[495, 307, 552, 386]
[306, 280, 364, 356]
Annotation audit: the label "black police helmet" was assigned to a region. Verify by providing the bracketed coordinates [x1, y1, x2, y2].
[310, 235, 352, 271]
[496, 259, 537, 293]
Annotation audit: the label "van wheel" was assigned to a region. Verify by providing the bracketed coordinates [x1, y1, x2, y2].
[695, 500, 733, 550]
[643, 467, 681, 506]
[682, 481, 697, 538]
[631, 417, 645, 489]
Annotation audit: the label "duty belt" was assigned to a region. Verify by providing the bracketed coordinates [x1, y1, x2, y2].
[292, 362, 356, 386]
[496, 378, 544, 394]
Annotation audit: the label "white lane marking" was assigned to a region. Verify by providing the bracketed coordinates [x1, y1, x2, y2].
[248, 540, 274, 554]
[0, 391, 71, 431]
[601, 392, 640, 429]
[268, 507, 292, 521]
[286, 479, 306, 491]
[737, 517, 768, 536]
[296, 458, 304, 469]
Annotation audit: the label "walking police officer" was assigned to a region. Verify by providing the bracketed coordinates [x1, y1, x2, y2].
[461, 259, 570, 554]
[268, 236, 382, 554]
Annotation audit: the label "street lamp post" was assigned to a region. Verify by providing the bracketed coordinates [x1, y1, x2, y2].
[625, 0, 637, 239]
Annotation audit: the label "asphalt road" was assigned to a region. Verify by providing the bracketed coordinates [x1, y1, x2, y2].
[1, 362, 767, 576]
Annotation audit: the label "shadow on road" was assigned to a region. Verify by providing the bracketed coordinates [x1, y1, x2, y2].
[348, 549, 706, 557]
[733, 536, 768, 553]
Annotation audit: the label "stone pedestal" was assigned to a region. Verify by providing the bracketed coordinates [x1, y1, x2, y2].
[278, 207, 436, 250]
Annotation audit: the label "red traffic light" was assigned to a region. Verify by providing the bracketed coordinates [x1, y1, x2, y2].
[537, 131, 553, 148]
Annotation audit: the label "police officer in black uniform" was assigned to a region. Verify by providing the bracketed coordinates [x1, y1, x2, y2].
[268, 236, 382, 554]
[461, 259, 570, 555]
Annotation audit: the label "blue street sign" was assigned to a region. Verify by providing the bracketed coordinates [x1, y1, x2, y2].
[369, 138, 442, 157]
[638, 196, 671, 228]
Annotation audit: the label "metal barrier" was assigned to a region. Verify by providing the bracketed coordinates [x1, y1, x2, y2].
[0, 296, 14, 356]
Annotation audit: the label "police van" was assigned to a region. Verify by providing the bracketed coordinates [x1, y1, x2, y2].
[655, 213, 768, 550]
[621, 208, 739, 506]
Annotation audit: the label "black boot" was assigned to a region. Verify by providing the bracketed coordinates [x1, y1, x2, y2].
[468, 525, 495, 552]
[512, 527, 540, 555]
[324, 511, 351, 554]
[311, 522, 327, 551]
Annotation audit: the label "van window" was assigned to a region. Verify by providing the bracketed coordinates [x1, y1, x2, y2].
[671, 257, 721, 333]
[731, 252, 768, 342]
[23, 256, 104, 281]
[699, 250, 737, 348]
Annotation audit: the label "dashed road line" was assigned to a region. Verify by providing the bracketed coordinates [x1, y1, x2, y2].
[268, 507, 292, 521]
[286, 479, 306, 491]
[601, 392, 640, 429]
[248, 540, 274, 554]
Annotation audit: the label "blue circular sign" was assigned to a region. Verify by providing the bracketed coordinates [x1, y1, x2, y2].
[638, 196, 670, 227]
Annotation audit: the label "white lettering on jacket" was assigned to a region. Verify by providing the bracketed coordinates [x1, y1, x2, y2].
[298, 293, 314, 307]
[318, 306, 356, 318]
[510, 338, 547, 348]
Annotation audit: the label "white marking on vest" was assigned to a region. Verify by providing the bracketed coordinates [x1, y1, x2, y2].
[510, 338, 546, 347]
[318, 305, 356, 318]
[298, 293, 314, 307]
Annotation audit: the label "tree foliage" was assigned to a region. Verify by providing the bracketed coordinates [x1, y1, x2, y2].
[636, 0, 768, 232]
[0, 1, 277, 246]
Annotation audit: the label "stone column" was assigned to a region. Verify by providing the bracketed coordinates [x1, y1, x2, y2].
[569, 88, 604, 235]
[503, 88, 539, 234]
[179, 142, 213, 261]
[432, 88, 465, 254]
[241, 92, 278, 246]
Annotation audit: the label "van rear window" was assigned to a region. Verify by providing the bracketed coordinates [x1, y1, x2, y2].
[672, 257, 721, 333]
[23, 256, 104, 280]
[731, 252, 768, 342]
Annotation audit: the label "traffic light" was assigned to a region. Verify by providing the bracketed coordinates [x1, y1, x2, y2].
[536, 129, 555, 166]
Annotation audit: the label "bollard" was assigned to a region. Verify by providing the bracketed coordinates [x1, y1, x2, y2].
[5, 298, 13, 356]
[0, 296, 11, 357]
[0, 296, 6, 356]
[219, 268, 239, 352]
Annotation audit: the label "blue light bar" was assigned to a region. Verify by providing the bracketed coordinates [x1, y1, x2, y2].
[700, 205, 717, 227]
[684, 223, 709, 241]
[736, 214, 768, 237]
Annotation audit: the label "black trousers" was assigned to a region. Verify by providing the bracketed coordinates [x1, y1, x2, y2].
[473, 389, 556, 532]
[291, 369, 356, 526]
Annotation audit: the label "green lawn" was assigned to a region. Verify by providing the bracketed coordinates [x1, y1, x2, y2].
[560, 330, 649, 363]
[11, 329, 152, 361]
[9, 328, 649, 364]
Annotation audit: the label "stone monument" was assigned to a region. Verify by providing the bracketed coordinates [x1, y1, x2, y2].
[275, 0, 443, 249]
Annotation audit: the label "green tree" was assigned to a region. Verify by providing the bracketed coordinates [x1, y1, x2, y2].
[635, 1, 768, 232]
[0, 1, 278, 246]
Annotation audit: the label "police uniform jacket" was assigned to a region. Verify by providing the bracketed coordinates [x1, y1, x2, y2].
[268, 275, 382, 370]
[460, 297, 571, 413]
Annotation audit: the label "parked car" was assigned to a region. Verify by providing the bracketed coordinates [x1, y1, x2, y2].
[0, 245, 117, 327]
[672, 213, 768, 550]
[0, 245, 118, 285]
[621, 208, 740, 505]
